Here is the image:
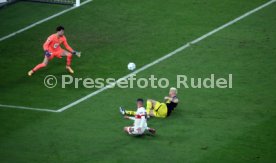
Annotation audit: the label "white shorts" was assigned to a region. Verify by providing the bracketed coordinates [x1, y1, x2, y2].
[126, 127, 146, 135]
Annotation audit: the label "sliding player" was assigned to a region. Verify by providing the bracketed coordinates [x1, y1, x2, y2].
[120, 87, 179, 118]
[123, 98, 156, 136]
[28, 26, 81, 76]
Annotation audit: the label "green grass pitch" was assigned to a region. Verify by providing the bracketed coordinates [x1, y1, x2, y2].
[0, 0, 276, 162]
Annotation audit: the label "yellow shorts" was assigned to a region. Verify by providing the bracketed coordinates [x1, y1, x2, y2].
[152, 101, 168, 118]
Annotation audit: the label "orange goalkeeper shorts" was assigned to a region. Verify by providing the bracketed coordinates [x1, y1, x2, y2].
[48, 49, 64, 59]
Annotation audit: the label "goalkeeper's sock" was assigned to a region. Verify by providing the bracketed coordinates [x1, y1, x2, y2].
[66, 53, 72, 66]
[33, 63, 46, 72]
[125, 110, 136, 116]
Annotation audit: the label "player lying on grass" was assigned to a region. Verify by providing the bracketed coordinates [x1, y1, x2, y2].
[123, 98, 156, 136]
[28, 26, 81, 76]
[120, 87, 179, 118]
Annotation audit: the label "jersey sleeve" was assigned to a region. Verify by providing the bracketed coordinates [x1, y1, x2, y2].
[43, 36, 52, 51]
[128, 117, 135, 121]
[62, 36, 73, 52]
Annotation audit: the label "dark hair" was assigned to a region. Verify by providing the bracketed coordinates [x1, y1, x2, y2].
[137, 98, 144, 103]
[56, 26, 65, 31]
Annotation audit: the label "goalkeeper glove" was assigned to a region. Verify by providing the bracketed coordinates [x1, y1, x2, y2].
[72, 50, 81, 57]
[44, 50, 51, 57]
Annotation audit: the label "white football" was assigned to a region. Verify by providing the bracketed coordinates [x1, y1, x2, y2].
[127, 62, 136, 71]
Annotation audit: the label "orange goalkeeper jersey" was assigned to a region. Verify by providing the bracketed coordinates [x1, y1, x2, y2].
[43, 34, 73, 52]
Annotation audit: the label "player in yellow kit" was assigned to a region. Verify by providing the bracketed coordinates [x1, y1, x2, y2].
[120, 87, 179, 118]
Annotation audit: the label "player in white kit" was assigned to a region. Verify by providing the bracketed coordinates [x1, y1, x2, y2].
[120, 98, 156, 136]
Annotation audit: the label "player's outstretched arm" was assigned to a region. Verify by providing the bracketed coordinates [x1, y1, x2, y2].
[124, 116, 135, 121]
[63, 36, 81, 57]
[164, 96, 179, 103]
[72, 51, 81, 57]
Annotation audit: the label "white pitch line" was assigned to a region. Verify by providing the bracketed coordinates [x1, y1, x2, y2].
[0, 0, 93, 42]
[57, 0, 276, 112]
[0, 104, 58, 113]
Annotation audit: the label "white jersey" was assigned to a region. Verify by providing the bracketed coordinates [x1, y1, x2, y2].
[133, 107, 147, 129]
[128, 107, 147, 135]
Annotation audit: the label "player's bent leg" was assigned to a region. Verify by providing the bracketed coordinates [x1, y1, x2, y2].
[124, 127, 130, 133]
[147, 127, 156, 135]
[153, 104, 167, 118]
[28, 56, 49, 76]
[146, 99, 153, 111]
[146, 100, 162, 118]
[155, 113, 166, 118]
[62, 50, 74, 74]
[124, 126, 134, 135]
[66, 52, 72, 66]
[124, 127, 145, 136]
[149, 110, 158, 117]
[147, 99, 157, 109]
[146, 99, 157, 116]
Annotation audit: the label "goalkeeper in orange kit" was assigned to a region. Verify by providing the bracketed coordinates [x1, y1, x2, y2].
[28, 26, 81, 76]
